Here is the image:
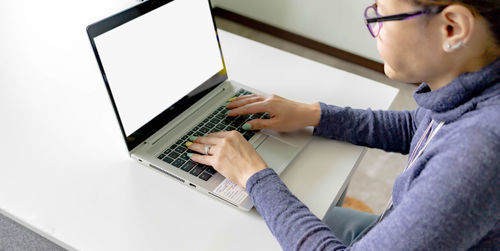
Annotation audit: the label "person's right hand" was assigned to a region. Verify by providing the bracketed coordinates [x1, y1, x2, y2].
[225, 94, 321, 132]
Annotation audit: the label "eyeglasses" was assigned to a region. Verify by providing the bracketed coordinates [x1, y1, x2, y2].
[364, 4, 445, 38]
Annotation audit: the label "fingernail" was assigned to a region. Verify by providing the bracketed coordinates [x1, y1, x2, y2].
[187, 153, 193, 158]
[223, 101, 230, 106]
[189, 136, 197, 141]
[228, 97, 236, 102]
[185, 142, 193, 147]
[242, 123, 251, 130]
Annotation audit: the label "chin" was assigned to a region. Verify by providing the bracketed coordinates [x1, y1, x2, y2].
[384, 63, 398, 80]
[383, 63, 418, 83]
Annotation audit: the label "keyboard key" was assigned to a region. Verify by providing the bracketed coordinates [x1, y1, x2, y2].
[162, 156, 174, 164]
[174, 148, 185, 155]
[169, 145, 177, 151]
[205, 166, 217, 175]
[172, 159, 186, 168]
[176, 144, 188, 153]
[206, 122, 216, 128]
[199, 172, 212, 181]
[240, 114, 250, 120]
[181, 135, 188, 140]
[243, 131, 255, 140]
[215, 124, 226, 130]
[158, 153, 166, 159]
[190, 132, 202, 137]
[231, 120, 242, 127]
[198, 127, 209, 133]
[222, 117, 234, 125]
[190, 165, 206, 177]
[168, 151, 180, 159]
[181, 162, 196, 172]
[180, 152, 190, 161]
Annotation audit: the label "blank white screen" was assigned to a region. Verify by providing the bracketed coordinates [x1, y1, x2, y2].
[94, 0, 224, 136]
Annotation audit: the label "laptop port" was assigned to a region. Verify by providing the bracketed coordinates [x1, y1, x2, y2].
[189, 183, 196, 188]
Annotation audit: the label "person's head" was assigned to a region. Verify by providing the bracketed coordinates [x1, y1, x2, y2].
[366, 0, 500, 90]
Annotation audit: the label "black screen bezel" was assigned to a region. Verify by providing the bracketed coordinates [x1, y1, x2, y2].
[86, 0, 228, 152]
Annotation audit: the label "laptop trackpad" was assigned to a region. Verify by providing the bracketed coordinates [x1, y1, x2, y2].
[256, 136, 297, 174]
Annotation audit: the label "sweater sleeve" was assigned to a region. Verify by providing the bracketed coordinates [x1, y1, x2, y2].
[246, 127, 500, 251]
[313, 102, 418, 154]
[246, 168, 348, 250]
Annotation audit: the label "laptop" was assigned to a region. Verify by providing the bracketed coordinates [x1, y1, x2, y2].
[86, 0, 311, 211]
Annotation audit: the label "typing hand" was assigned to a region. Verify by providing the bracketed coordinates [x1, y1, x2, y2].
[187, 131, 267, 188]
[225, 94, 321, 132]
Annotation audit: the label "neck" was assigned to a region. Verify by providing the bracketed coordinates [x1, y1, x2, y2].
[426, 52, 500, 91]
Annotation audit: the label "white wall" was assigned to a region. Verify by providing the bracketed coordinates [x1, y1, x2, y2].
[211, 0, 382, 63]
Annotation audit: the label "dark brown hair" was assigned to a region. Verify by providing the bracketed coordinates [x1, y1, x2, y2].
[411, 0, 500, 44]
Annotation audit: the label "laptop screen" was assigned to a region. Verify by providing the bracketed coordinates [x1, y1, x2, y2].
[87, 0, 227, 151]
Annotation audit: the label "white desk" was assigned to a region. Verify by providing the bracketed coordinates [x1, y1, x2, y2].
[0, 2, 397, 250]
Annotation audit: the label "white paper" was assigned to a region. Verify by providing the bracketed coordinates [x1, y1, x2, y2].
[213, 179, 248, 205]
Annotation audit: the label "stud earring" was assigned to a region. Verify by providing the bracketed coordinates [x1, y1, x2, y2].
[446, 41, 463, 50]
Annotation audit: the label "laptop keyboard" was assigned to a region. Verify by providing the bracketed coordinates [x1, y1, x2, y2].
[156, 89, 270, 182]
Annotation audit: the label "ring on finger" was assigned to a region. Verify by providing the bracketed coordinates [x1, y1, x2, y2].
[204, 144, 212, 155]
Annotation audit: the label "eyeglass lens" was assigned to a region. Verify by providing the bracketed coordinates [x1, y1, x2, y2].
[365, 6, 382, 37]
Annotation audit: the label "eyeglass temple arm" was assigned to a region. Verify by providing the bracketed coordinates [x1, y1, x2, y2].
[365, 11, 424, 24]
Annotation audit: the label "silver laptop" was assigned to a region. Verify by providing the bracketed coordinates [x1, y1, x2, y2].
[87, 0, 311, 210]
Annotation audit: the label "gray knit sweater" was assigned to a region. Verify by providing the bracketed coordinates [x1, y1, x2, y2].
[246, 58, 500, 250]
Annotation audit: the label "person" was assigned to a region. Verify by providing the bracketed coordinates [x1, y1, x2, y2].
[186, 0, 500, 249]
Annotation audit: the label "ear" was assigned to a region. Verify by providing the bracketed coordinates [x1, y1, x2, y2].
[439, 5, 475, 52]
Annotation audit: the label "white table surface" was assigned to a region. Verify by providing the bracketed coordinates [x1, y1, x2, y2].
[0, 1, 398, 250]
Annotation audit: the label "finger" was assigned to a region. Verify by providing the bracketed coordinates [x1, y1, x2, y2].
[244, 118, 274, 130]
[186, 142, 207, 154]
[228, 101, 269, 117]
[189, 153, 215, 166]
[204, 131, 232, 138]
[189, 135, 221, 145]
[226, 95, 264, 109]
[228, 94, 259, 103]
[186, 141, 220, 155]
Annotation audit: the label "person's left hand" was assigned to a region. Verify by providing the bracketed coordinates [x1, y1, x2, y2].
[186, 131, 268, 188]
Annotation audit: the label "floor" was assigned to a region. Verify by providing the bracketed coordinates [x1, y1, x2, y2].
[0, 15, 419, 250]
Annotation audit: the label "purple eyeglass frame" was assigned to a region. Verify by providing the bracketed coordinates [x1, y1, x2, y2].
[363, 3, 443, 38]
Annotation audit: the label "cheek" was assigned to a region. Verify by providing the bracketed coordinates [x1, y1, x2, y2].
[377, 37, 414, 80]
[376, 21, 445, 83]
[376, 36, 386, 61]
[376, 30, 400, 72]
[376, 27, 400, 63]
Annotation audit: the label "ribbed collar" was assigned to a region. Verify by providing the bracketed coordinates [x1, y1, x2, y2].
[414, 58, 500, 122]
